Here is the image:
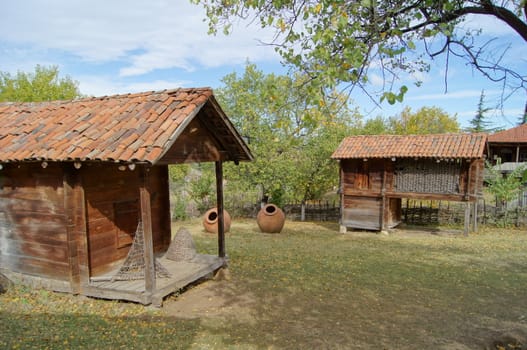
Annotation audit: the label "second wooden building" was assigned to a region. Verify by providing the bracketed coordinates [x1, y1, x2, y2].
[331, 133, 487, 233]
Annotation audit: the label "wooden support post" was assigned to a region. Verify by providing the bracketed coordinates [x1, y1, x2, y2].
[63, 168, 81, 294]
[338, 161, 347, 233]
[471, 159, 481, 234]
[380, 165, 387, 232]
[463, 202, 471, 237]
[139, 166, 155, 300]
[215, 161, 225, 258]
[472, 200, 478, 233]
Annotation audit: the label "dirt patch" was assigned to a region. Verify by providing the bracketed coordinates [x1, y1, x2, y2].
[162, 272, 257, 324]
[160, 223, 527, 348]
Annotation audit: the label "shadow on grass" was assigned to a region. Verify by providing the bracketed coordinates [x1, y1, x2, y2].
[163, 270, 527, 350]
[2, 223, 527, 349]
[181, 227, 527, 349]
[0, 311, 201, 350]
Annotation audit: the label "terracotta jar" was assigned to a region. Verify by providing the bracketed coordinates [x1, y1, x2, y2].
[257, 204, 285, 233]
[203, 208, 231, 234]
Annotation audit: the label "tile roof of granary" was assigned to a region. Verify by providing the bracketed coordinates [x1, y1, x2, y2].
[487, 123, 527, 143]
[331, 133, 487, 160]
[0, 88, 252, 164]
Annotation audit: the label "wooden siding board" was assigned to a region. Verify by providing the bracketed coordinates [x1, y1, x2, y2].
[0, 253, 70, 280]
[82, 164, 170, 279]
[0, 163, 70, 280]
[342, 196, 382, 230]
[1, 238, 69, 262]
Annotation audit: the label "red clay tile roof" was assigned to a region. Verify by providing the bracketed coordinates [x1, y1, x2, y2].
[331, 133, 487, 159]
[0, 88, 252, 164]
[487, 123, 527, 143]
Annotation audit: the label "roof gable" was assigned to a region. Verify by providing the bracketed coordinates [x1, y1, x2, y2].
[488, 124, 527, 143]
[0, 88, 252, 164]
[331, 133, 487, 159]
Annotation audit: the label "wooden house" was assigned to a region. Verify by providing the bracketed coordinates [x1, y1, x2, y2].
[0, 88, 252, 306]
[487, 123, 527, 163]
[331, 133, 487, 234]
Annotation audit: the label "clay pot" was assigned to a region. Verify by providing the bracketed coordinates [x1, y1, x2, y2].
[257, 204, 285, 233]
[203, 208, 231, 234]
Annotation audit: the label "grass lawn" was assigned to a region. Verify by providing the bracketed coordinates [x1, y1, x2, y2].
[1, 220, 526, 349]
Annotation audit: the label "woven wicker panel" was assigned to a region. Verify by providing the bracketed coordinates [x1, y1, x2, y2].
[395, 159, 461, 194]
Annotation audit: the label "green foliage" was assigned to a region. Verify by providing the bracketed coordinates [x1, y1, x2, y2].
[192, 0, 527, 103]
[467, 90, 495, 133]
[520, 101, 527, 125]
[486, 160, 526, 204]
[217, 62, 361, 203]
[361, 116, 391, 135]
[361, 106, 460, 135]
[485, 160, 527, 225]
[188, 163, 215, 212]
[0, 65, 82, 102]
[389, 106, 460, 134]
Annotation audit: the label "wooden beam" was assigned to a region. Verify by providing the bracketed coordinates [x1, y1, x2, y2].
[215, 161, 225, 258]
[472, 200, 478, 233]
[139, 166, 155, 300]
[63, 166, 89, 293]
[339, 162, 347, 233]
[472, 160, 481, 233]
[463, 202, 471, 237]
[344, 189, 475, 202]
[380, 164, 387, 231]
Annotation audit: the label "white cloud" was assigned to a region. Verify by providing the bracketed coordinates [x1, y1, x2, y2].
[78, 76, 190, 97]
[0, 0, 280, 77]
[460, 13, 519, 37]
[408, 89, 501, 101]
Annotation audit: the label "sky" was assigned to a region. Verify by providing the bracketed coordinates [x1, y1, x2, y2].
[1, 0, 526, 129]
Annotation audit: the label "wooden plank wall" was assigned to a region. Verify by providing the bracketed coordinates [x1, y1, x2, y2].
[160, 118, 223, 164]
[83, 164, 171, 277]
[0, 163, 70, 280]
[468, 159, 485, 199]
[339, 157, 482, 230]
[342, 196, 381, 230]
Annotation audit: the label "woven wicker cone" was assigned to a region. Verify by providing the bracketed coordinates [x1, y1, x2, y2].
[111, 222, 171, 281]
[165, 227, 197, 262]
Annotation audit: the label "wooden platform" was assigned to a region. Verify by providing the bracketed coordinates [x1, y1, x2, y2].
[83, 254, 226, 306]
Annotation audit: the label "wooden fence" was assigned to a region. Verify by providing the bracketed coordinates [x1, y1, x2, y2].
[222, 190, 526, 227]
[283, 201, 340, 222]
[403, 190, 527, 227]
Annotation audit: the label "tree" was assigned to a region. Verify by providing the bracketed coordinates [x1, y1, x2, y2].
[216, 62, 361, 204]
[0, 65, 81, 102]
[193, 0, 527, 104]
[485, 160, 527, 225]
[361, 116, 391, 135]
[520, 100, 527, 125]
[467, 90, 494, 132]
[389, 106, 460, 134]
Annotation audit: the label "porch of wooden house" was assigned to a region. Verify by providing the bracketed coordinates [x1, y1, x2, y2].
[84, 254, 227, 307]
[81, 162, 230, 307]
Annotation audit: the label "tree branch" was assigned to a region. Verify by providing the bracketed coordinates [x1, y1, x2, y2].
[401, 4, 527, 42]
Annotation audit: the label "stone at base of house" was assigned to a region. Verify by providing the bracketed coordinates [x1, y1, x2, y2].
[214, 267, 231, 281]
[339, 225, 347, 233]
[0, 273, 13, 294]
